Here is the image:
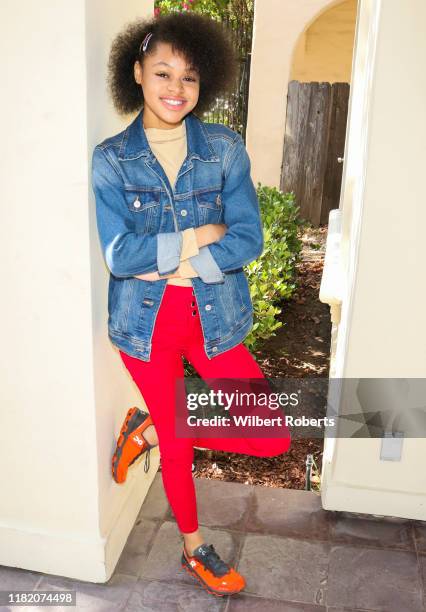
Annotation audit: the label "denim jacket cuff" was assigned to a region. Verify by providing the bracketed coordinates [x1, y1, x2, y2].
[157, 232, 183, 275]
[188, 246, 225, 283]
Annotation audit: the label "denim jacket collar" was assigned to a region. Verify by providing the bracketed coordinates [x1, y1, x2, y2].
[118, 108, 219, 163]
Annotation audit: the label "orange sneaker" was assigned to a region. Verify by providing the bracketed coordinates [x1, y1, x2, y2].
[181, 543, 246, 597]
[111, 407, 156, 484]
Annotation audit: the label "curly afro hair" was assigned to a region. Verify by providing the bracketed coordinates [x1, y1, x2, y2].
[107, 12, 238, 117]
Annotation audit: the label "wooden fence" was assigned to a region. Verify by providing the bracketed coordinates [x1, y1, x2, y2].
[280, 81, 350, 225]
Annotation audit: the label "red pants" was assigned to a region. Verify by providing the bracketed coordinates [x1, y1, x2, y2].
[119, 284, 291, 533]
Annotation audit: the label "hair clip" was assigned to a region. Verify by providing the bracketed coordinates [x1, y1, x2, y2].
[139, 32, 153, 55]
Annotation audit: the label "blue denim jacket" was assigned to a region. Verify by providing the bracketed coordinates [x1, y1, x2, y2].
[91, 109, 263, 361]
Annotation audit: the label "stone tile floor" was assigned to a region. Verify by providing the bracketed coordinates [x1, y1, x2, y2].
[1, 473, 426, 611]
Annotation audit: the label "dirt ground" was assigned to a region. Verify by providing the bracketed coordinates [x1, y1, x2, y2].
[192, 223, 331, 491]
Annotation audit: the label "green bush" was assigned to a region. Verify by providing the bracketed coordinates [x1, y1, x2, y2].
[243, 184, 303, 351]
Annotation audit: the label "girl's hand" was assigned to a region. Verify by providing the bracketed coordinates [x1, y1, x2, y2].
[211, 223, 227, 242]
[195, 223, 227, 247]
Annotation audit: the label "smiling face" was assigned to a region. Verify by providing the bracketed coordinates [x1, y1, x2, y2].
[134, 41, 200, 129]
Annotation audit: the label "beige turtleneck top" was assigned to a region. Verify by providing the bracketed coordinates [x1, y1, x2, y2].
[144, 120, 199, 286]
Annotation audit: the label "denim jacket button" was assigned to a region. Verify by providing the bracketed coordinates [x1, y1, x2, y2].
[205, 304, 212, 311]
[180, 209, 187, 216]
[212, 346, 218, 352]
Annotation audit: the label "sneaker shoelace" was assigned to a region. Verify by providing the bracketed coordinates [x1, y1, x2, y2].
[131, 411, 155, 474]
[144, 447, 151, 473]
[196, 544, 230, 577]
[128, 432, 155, 473]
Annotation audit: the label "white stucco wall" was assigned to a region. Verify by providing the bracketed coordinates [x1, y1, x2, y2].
[0, 0, 155, 582]
[321, 0, 426, 519]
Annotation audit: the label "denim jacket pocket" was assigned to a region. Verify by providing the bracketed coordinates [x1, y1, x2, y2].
[195, 187, 223, 225]
[124, 186, 161, 233]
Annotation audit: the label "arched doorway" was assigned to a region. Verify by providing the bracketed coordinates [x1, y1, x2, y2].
[280, 0, 357, 225]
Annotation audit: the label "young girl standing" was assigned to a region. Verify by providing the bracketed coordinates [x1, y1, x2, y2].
[92, 12, 291, 597]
